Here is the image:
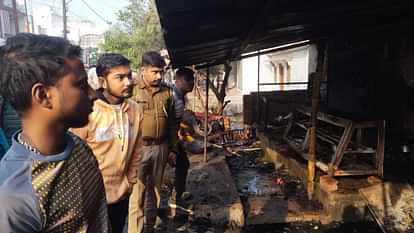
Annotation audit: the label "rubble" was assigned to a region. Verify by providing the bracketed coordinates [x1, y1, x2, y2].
[226, 144, 323, 226]
[244, 221, 381, 233]
[360, 182, 414, 233]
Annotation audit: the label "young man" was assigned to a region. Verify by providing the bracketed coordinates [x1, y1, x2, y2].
[169, 68, 195, 211]
[71, 53, 142, 233]
[87, 66, 102, 90]
[129, 51, 175, 233]
[0, 94, 22, 145]
[0, 33, 111, 232]
[0, 96, 9, 159]
[0, 128, 8, 159]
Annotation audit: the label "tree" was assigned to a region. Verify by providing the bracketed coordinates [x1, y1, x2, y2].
[195, 62, 234, 115]
[100, 0, 165, 69]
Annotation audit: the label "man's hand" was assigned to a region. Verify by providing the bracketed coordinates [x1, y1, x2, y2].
[168, 151, 177, 167]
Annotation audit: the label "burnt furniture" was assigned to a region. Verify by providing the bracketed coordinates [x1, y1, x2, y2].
[284, 106, 385, 178]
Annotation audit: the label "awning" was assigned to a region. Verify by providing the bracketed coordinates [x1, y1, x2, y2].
[155, 0, 413, 67]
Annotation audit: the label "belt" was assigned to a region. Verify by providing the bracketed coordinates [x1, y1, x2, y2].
[142, 137, 165, 146]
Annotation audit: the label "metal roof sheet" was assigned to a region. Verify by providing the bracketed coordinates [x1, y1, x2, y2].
[155, 0, 413, 67]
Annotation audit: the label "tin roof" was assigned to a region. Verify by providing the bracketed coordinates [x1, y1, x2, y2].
[155, 0, 413, 67]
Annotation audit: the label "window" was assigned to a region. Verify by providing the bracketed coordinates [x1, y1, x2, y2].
[3, 0, 14, 8]
[17, 13, 26, 32]
[16, 0, 26, 13]
[0, 9, 16, 36]
[0, 17, 3, 38]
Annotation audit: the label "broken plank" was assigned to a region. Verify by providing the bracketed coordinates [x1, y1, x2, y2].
[344, 149, 376, 154]
[284, 138, 330, 172]
[294, 122, 339, 145]
[296, 106, 351, 128]
[236, 147, 262, 152]
[334, 169, 378, 176]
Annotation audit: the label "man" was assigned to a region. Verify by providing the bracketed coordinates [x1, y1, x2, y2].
[0, 33, 110, 232]
[0, 128, 8, 159]
[71, 53, 142, 233]
[129, 51, 175, 233]
[168, 68, 195, 212]
[0, 95, 21, 145]
[87, 66, 102, 90]
[0, 96, 8, 159]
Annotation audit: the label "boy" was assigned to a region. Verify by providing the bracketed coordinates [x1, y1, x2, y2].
[71, 53, 143, 233]
[0, 33, 110, 232]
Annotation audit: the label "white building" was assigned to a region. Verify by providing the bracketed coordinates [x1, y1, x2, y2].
[80, 33, 104, 66]
[236, 44, 318, 95]
[1, 0, 31, 40]
[32, 5, 103, 45]
[80, 33, 103, 48]
[217, 44, 317, 115]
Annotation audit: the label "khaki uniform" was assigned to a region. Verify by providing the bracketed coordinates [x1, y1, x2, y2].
[129, 78, 175, 233]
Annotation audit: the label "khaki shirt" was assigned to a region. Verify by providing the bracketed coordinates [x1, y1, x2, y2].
[132, 78, 175, 143]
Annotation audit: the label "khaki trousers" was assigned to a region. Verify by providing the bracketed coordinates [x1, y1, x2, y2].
[128, 143, 168, 233]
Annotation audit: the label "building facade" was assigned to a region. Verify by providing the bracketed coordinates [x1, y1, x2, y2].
[0, 0, 30, 41]
[237, 44, 318, 95]
[80, 33, 103, 67]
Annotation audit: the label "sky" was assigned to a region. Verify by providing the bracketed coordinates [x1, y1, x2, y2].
[31, 0, 129, 33]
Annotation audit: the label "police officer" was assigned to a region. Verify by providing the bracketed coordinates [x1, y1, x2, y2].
[128, 51, 175, 233]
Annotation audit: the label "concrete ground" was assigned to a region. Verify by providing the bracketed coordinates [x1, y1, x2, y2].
[150, 142, 382, 233]
[135, 126, 386, 233]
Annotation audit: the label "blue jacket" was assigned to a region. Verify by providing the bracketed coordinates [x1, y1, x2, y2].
[0, 128, 8, 160]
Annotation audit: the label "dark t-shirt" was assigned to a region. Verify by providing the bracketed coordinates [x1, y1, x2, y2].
[0, 132, 111, 233]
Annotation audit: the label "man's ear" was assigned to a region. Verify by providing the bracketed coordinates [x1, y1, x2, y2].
[100, 76, 107, 89]
[98, 76, 104, 88]
[175, 78, 182, 86]
[31, 83, 53, 109]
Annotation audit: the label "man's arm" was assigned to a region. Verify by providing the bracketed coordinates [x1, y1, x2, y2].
[0, 190, 42, 233]
[126, 116, 143, 185]
[167, 92, 180, 154]
[69, 125, 89, 141]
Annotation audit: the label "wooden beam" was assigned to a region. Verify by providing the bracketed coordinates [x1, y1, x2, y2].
[334, 169, 378, 176]
[295, 122, 338, 145]
[204, 67, 209, 163]
[377, 120, 385, 178]
[284, 137, 329, 172]
[328, 123, 354, 177]
[296, 106, 351, 128]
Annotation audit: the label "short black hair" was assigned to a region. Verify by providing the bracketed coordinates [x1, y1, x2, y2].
[96, 53, 130, 77]
[175, 67, 194, 83]
[141, 51, 165, 68]
[0, 33, 81, 113]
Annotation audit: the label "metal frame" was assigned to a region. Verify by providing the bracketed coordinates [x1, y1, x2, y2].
[258, 82, 309, 86]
